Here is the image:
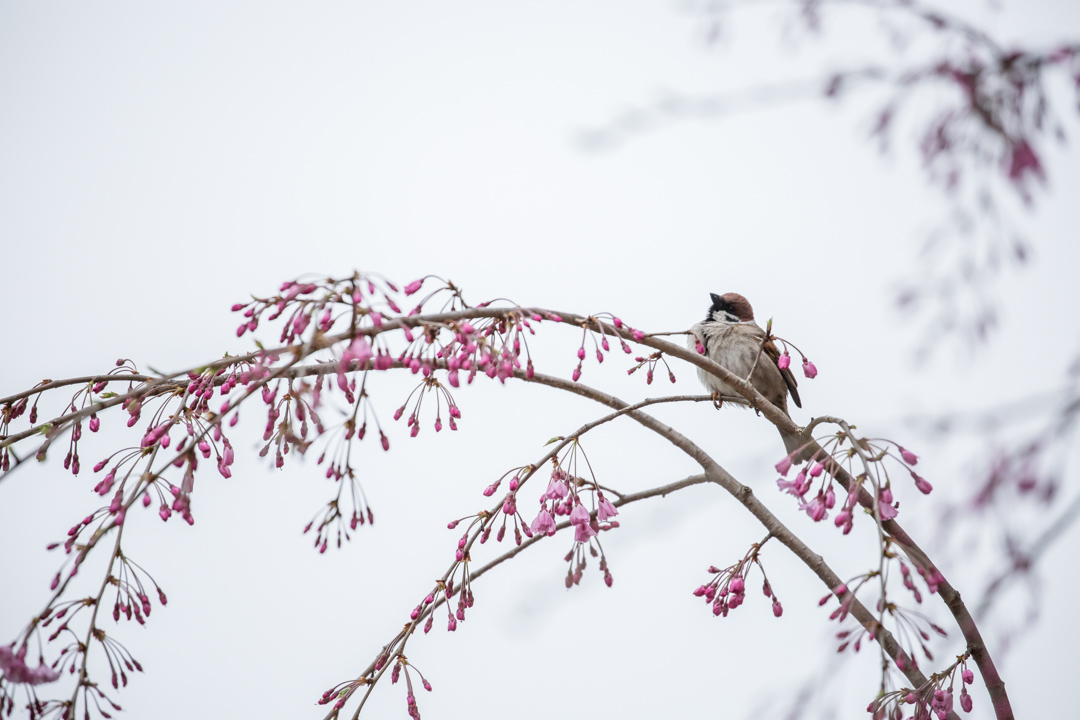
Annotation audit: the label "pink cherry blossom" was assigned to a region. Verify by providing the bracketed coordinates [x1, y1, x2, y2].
[775, 455, 793, 476]
[530, 509, 556, 536]
[573, 522, 597, 542]
[568, 503, 591, 526]
[597, 495, 618, 522]
[0, 646, 60, 686]
[544, 477, 568, 500]
[338, 337, 374, 389]
[877, 499, 898, 520]
[802, 495, 827, 522]
[776, 477, 801, 497]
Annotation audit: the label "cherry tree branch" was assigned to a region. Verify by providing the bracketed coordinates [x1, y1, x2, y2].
[1, 303, 1000, 719]
[515, 371, 935, 689]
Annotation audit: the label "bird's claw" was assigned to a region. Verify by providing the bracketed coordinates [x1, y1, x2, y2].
[711, 391, 724, 409]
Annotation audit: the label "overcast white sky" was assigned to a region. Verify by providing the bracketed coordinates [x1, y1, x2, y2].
[2, 2, 1079, 719]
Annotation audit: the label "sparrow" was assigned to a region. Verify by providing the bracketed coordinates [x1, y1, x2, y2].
[688, 292, 805, 457]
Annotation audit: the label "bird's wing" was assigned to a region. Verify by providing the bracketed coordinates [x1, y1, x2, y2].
[764, 338, 801, 408]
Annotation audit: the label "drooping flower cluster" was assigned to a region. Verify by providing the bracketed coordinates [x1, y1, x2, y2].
[524, 443, 619, 588]
[389, 656, 433, 720]
[693, 538, 782, 618]
[869, 652, 978, 719]
[626, 352, 676, 386]
[820, 567, 948, 672]
[774, 427, 930, 535]
[569, 314, 643, 382]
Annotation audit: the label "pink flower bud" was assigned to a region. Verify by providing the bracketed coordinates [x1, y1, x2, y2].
[802, 359, 818, 379]
[913, 473, 933, 494]
[772, 600, 783, 617]
[577, 347, 586, 360]
[899, 447, 918, 465]
[404, 279, 424, 295]
[778, 353, 791, 370]
[962, 668, 974, 684]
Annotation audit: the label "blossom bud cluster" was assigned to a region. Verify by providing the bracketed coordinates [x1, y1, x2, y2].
[773, 433, 930, 536]
[527, 466, 618, 544]
[693, 544, 781, 619]
[570, 315, 639, 382]
[626, 351, 676, 385]
[870, 653, 977, 719]
[775, 454, 850, 529]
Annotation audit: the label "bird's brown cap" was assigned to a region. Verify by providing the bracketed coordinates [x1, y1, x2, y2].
[709, 292, 755, 322]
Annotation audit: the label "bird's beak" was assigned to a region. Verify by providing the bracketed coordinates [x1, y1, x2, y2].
[709, 292, 723, 305]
